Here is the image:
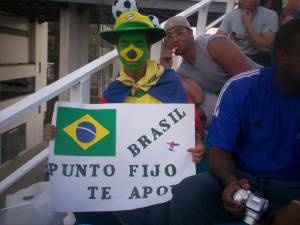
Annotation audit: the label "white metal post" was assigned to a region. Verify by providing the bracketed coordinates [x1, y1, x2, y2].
[150, 40, 162, 63]
[34, 21, 48, 144]
[59, 4, 90, 103]
[226, 0, 235, 13]
[196, 5, 209, 36]
[70, 79, 90, 103]
[70, 6, 90, 103]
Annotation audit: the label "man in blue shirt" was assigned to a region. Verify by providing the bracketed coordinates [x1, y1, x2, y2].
[170, 19, 300, 225]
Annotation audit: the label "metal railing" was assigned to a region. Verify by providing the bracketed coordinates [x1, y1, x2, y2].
[0, 0, 235, 194]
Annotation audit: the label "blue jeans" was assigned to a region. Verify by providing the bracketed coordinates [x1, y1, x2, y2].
[170, 171, 300, 225]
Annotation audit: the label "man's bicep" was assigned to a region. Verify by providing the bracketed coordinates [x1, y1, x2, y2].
[208, 39, 251, 76]
[208, 83, 240, 152]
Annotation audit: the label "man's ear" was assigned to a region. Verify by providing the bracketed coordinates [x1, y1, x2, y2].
[274, 50, 286, 67]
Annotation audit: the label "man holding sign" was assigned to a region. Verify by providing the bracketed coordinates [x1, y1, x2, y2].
[45, 9, 204, 225]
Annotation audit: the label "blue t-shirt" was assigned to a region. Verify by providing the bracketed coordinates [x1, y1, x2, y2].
[208, 67, 300, 180]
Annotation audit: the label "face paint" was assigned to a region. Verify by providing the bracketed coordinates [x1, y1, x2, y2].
[117, 32, 149, 72]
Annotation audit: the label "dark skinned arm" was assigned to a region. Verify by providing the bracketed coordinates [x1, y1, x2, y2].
[181, 75, 204, 104]
[207, 38, 252, 77]
[241, 9, 276, 52]
[209, 146, 250, 217]
[208, 146, 237, 186]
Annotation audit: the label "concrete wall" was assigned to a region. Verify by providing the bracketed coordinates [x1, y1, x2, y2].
[0, 16, 30, 64]
[0, 14, 48, 165]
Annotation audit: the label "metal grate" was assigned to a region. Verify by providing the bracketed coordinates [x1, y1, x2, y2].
[1, 123, 26, 164]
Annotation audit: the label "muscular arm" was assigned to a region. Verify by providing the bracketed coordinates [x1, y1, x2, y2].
[243, 25, 276, 52]
[181, 75, 204, 104]
[207, 83, 251, 216]
[208, 146, 237, 186]
[207, 38, 252, 77]
[241, 9, 277, 52]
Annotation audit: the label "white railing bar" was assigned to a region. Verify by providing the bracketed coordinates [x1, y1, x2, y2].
[0, 147, 49, 194]
[176, 0, 214, 18]
[0, 49, 118, 128]
[160, 0, 214, 27]
[204, 3, 237, 33]
[205, 14, 226, 32]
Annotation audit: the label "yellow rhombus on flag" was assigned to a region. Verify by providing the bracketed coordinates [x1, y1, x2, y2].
[54, 107, 116, 156]
[63, 114, 109, 150]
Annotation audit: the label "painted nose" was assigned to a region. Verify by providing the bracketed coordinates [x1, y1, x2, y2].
[127, 50, 137, 59]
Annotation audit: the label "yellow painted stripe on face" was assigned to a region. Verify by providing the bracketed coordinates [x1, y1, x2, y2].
[119, 44, 144, 62]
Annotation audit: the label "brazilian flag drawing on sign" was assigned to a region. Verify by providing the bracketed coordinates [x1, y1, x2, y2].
[54, 107, 116, 156]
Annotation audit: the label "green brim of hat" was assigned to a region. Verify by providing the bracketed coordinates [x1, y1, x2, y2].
[100, 22, 166, 44]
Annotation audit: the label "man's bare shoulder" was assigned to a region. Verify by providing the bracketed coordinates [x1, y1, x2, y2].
[206, 35, 252, 76]
[207, 35, 238, 58]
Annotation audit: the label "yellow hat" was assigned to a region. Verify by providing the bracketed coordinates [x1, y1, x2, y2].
[100, 11, 166, 44]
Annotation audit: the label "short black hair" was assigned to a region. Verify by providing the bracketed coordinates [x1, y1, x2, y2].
[260, 0, 282, 17]
[273, 19, 300, 53]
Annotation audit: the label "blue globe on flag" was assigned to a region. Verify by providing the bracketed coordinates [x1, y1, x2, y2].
[76, 121, 96, 143]
[61, 113, 114, 153]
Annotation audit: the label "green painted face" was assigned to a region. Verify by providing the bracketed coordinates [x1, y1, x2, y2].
[117, 31, 149, 72]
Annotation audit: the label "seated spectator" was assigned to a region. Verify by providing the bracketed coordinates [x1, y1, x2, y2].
[169, 19, 300, 225]
[160, 16, 260, 127]
[217, 0, 278, 66]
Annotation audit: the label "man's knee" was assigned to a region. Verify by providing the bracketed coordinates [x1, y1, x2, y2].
[170, 172, 224, 225]
[173, 172, 222, 201]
